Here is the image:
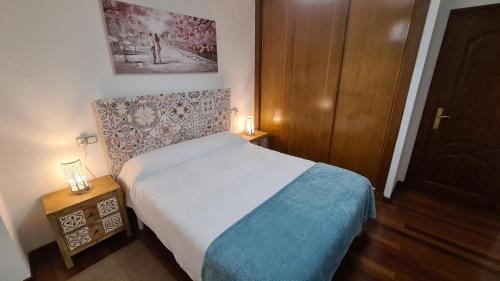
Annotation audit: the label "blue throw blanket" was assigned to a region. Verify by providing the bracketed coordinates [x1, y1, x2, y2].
[202, 163, 376, 281]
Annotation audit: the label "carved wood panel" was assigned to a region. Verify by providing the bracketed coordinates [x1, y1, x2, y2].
[97, 196, 119, 218]
[102, 212, 123, 233]
[59, 210, 86, 234]
[65, 226, 92, 251]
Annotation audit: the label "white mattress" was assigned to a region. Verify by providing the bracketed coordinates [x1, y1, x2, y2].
[118, 132, 314, 281]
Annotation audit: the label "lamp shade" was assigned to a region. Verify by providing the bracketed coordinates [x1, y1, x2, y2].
[245, 116, 255, 135]
[60, 159, 92, 194]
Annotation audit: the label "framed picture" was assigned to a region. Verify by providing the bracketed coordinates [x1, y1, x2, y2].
[101, 0, 218, 74]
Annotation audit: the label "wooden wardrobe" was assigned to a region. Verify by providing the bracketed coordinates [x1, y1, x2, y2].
[256, 0, 430, 190]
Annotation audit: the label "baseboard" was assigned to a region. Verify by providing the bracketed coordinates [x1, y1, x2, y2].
[382, 195, 392, 203]
[395, 180, 407, 191]
[24, 240, 59, 281]
[28, 239, 60, 278]
[28, 240, 59, 264]
[381, 180, 406, 202]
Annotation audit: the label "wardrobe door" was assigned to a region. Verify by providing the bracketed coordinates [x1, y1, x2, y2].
[329, 0, 416, 183]
[287, 0, 350, 162]
[376, 0, 431, 189]
[260, 0, 296, 153]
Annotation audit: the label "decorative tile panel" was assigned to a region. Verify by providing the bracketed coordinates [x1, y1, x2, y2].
[66, 226, 91, 251]
[97, 197, 119, 218]
[59, 210, 86, 234]
[95, 88, 231, 177]
[102, 213, 123, 233]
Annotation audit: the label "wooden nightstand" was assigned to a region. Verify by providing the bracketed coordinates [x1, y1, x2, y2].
[239, 130, 270, 148]
[41, 176, 132, 268]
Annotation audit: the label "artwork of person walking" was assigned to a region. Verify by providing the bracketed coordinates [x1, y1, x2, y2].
[154, 33, 162, 63]
[148, 33, 157, 64]
[102, 0, 218, 73]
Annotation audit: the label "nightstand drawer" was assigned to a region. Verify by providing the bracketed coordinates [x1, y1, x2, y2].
[59, 210, 87, 234]
[65, 212, 124, 252]
[88, 213, 124, 242]
[42, 176, 132, 268]
[101, 212, 123, 234]
[88, 220, 105, 240]
[87, 213, 123, 240]
[58, 194, 120, 233]
[82, 204, 99, 222]
[65, 226, 92, 251]
[97, 196, 120, 217]
[84, 194, 120, 221]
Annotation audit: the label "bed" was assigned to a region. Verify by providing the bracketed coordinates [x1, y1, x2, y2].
[95, 89, 376, 281]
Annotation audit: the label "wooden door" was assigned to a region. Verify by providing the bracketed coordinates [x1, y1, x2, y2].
[260, 0, 296, 153]
[286, 0, 349, 161]
[260, 0, 349, 161]
[328, 0, 416, 183]
[407, 5, 500, 211]
[258, 0, 428, 189]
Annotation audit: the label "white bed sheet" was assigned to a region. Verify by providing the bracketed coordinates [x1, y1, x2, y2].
[119, 132, 314, 281]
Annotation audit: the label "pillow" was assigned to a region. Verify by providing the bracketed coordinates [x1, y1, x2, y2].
[118, 131, 246, 196]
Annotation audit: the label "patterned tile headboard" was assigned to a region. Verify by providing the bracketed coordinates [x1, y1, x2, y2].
[94, 88, 231, 177]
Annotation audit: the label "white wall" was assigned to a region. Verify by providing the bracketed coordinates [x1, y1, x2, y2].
[384, 0, 500, 197]
[0, 0, 255, 253]
[0, 193, 31, 281]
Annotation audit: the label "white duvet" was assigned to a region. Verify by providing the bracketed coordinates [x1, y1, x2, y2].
[119, 132, 314, 281]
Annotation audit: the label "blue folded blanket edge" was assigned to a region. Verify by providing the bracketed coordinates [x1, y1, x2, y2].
[202, 162, 376, 281]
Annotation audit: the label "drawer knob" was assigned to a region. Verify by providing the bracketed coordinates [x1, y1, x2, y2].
[94, 229, 99, 234]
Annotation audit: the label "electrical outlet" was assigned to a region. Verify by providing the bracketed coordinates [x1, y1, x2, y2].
[86, 136, 97, 144]
[76, 135, 98, 146]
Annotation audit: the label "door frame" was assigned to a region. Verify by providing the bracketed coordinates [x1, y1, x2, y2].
[405, 3, 500, 193]
[383, 0, 500, 198]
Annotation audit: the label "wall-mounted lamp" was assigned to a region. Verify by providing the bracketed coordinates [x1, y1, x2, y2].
[60, 159, 92, 194]
[245, 116, 255, 136]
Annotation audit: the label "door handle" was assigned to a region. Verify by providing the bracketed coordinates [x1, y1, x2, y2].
[432, 107, 451, 130]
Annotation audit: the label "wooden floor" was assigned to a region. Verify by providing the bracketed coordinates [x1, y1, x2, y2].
[30, 190, 500, 281]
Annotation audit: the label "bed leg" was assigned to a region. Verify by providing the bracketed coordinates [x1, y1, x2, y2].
[137, 217, 144, 230]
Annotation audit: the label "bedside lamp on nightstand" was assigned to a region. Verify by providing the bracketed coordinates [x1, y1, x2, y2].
[245, 116, 255, 136]
[239, 129, 270, 148]
[41, 175, 132, 268]
[61, 159, 92, 194]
